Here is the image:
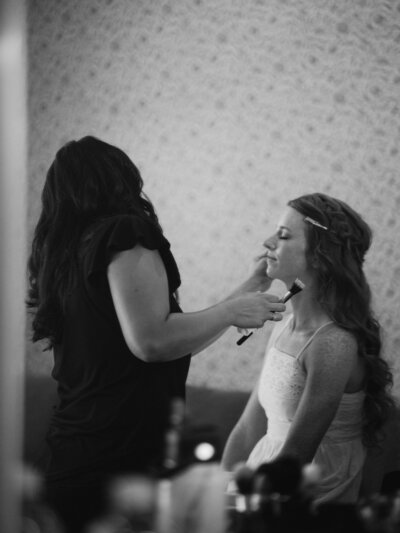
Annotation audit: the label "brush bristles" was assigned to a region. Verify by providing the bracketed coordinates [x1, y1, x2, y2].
[290, 278, 305, 295]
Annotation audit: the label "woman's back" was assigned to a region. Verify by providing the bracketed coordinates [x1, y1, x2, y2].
[46, 215, 191, 483]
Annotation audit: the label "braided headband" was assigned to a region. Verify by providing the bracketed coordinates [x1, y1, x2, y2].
[304, 216, 328, 231]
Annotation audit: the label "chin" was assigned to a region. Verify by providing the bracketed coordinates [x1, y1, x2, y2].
[266, 266, 282, 281]
[268, 270, 292, 287]
[267, 272, 283, 281]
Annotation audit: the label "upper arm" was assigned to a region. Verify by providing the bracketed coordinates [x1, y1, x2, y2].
[107, 245, 170, 360]
[303, 327, 358, 401]
[281, 327, 358, 463]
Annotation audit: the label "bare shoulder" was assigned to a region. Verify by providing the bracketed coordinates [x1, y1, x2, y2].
[303, 323, 359, 372]
[316, 324, 358, 354]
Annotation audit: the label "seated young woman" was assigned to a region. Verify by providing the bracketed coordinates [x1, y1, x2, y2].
[222, 192, 394, 505]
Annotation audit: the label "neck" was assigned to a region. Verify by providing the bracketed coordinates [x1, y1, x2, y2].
[286, 281, 330, 332]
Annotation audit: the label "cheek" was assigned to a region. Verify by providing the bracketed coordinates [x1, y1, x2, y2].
[287, 247, 308, 269]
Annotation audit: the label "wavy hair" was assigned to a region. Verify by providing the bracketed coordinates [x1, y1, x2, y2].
[27, 136, 162, 348]
[288, 193, 394, 447]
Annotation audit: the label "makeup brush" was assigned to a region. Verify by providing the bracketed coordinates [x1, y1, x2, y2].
[236, 278, 306, 346]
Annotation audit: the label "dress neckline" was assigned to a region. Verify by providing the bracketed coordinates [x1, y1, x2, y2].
[274, 315, 334, 360]
[272, 316, 366, 397]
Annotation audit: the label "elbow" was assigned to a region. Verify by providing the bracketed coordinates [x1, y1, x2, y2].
[126, 336, 168, 363]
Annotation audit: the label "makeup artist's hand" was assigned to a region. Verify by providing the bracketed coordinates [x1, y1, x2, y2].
[246, 251, 273, 293]
[225, 251, 272, 304]
[229, 292, 285, 329]
[226, 253, 272, 306]
[234, 253, 275, 336]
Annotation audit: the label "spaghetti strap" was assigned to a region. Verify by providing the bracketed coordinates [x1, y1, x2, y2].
[296, 321, 334, 360]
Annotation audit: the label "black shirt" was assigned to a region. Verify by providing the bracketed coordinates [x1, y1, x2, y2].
[46, 215, 191, 484]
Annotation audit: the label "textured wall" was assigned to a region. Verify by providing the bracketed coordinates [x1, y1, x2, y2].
[27, 0, 400, 399]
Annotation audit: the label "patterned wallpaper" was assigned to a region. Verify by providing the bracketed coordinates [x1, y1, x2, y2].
[27, 0, 400, 398]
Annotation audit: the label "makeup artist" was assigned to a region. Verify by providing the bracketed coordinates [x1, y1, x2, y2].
[27, 136, 286, 532]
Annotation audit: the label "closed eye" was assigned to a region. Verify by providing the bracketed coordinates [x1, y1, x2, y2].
[277, 230, 289, 239]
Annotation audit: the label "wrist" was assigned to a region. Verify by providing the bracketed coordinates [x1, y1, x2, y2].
[219, 299, 237, 326]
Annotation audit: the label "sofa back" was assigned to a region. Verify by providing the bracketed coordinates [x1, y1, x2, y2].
[23, 372, 400, 496]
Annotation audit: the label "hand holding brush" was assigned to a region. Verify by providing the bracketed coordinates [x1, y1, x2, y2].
[236, 278, 305, 346]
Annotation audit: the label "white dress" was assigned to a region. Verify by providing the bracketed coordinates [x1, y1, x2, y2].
[247, 315, 366, 504]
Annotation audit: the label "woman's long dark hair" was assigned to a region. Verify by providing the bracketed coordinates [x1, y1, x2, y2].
[27, 136, 161, 348]
[288, 193, 394, 447]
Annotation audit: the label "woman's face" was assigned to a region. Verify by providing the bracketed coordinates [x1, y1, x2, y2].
[263, 206, 312, 286]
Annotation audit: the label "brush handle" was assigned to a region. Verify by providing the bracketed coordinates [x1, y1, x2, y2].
[236, 291, 295, 346]
[236, 331, 254, 345]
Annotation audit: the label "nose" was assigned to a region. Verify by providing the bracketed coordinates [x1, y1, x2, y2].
[263, 235, 277, 250]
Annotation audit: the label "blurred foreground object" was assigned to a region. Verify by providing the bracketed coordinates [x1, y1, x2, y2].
[86, 400, 227, 533]
[358, 493, 400, 533]
[19, 465, 63, 533]
[0, 0, 28, 532]
[228, 455, 400, 533]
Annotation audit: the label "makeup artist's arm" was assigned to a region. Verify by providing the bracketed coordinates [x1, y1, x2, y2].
[275, 327, 360, 464]
[108, 245, 285, 363]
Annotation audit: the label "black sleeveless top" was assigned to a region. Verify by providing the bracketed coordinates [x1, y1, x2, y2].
[46, 215, 191, 484]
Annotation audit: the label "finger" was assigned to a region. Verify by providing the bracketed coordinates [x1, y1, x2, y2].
[271, 312, 283, 321]
[261, 293, 281, 302]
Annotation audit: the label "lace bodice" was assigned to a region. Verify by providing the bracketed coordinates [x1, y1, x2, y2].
[258, 316, 333, 426]
[247, 315, 366, 504]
